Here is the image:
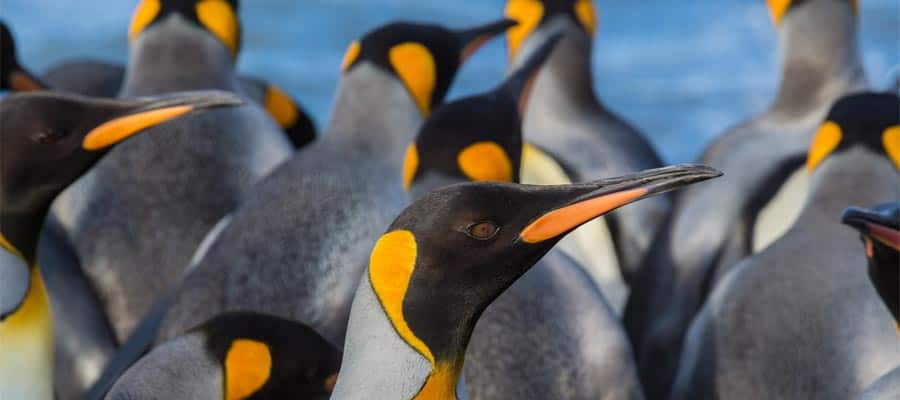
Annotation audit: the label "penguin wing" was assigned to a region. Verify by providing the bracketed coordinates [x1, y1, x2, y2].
[0, 249, 30, 320]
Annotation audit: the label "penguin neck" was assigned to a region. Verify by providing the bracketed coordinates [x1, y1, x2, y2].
[0, 191, 54, 263]
[324, 64, 424, 161]
[523, 29, 601, 114]
[334, 279, 468, 400]
[800, 151, 898, 225]
[121, 16, 239, 95]
[770, 6, 866, 117]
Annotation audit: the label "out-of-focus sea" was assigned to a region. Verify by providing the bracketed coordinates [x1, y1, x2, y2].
[1, 0, 897, 162]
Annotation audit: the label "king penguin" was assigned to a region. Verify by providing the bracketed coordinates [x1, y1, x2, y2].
[151, 19, 516, 349]
[670, 92, 900, 400]
[843, 203, 900, 400]
[1, 17, 318, 148]
[403, 36, 643, 399]
[50, 0, 296, 342]
[332, 164, 719, 399]
[0, 90, 239, 400]
[624, 2, 869, 395]
[3, 20, 115, 398]
[503, 0, 667, 295]
[104, 311, 342, 400]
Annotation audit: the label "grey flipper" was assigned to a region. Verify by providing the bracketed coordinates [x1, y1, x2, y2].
[624, 2, 867, 396]
[670, 150, 900, 400]
[37, 214, 116, 399]
[42, 59, 125, 97]
[465, 249, 644, 400]
[52, 15, 293, 341]
[861, 368, 900, 400]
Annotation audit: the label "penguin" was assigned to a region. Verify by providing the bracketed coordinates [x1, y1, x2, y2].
[0, 89, 240, 400]
[1, 19, 317, 148]
[331, 164, 720, 399]
[0, 20, 45, 91]
[843, 203, 900, 400]
[102, 311, 341, 400]
[623, 2, 868, 395]
[150, 18, 515, 348]
[403, 36, 643, 399]
[503, 0, 667, 293]
[50, 0, 296, 342]
[670, 92, 900, 400]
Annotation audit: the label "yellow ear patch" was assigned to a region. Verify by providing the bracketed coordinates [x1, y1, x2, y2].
[368, 231, 433, 365]
[225, 339, 271, 400]
[806, 121, 843, 172]
[264, 85, 299, 128]
[883, 125, 900, 170]
[82, 105, 194, 150]
[128, 0, 161, 41]
[574, 0, 598, 35]
[458, 142, 514, 183]
[196, 0, 240, 56]
[389, 43, 436, 116]
[403, 144, 420, 190]
[766, 0, 792, 25]
[341, 41, 361, 72]
[505, 0, 545, 60]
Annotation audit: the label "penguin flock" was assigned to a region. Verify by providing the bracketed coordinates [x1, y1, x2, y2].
[0, 0, 896, 399]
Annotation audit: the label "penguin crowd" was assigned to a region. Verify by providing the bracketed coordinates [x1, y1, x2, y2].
[0, 0, 896, 399]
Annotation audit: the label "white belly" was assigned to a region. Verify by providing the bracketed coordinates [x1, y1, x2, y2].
[0, 268, 54, 400]
[753, 167, 809, 253]
[521, 145, 627, 315]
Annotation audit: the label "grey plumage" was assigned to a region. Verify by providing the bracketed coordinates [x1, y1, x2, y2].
[624, 1, 867, 395]
[670, 148, 900, 400]
[861, 367, 900, 400]
[157, 63, 422, 346]
[465, 249, 644, 400]
[513, 15, 666, 286]
[52, 14, 292, 341]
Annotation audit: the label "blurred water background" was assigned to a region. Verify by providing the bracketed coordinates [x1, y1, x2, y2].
[1, 0, 897, 162]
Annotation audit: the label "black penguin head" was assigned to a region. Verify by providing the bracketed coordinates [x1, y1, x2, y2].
[767, 0, 858, 26]
[403, 35, 561, 196]
[0, 90, 240, 258]
[842, 203, 899, 326]
[340, 19, 517, 116]
[128, 0, 242, 58]
[0, 21, 46, 92]
[199, 312, 342, 400]
[805, 92, 900, 173]
[504, 0, 597, 59]
[367, 164, 721, 373]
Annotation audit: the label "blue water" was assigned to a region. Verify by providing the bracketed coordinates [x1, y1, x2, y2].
[2, 0, 897, 162]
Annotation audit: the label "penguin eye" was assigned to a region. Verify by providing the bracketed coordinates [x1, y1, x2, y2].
[465, 221, 500, 241]
[32, 129, 67, 144]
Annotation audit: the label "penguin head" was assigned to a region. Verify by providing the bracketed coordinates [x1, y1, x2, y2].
[504, 0, 597, 60]
[107, 312, 341, 400]
[805, 92, 900, 173]
[842, 203, 900, 325]
[0, 21, 46, 92]
[202, 312, 342, 400]
[128, 0, 242, 58]
[340, 19, 517, 116]
[403, 35, 561, 196]
[0, 90, 240, 257]
[368, 164, 721, 376]
[766, 0, 858, 27]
